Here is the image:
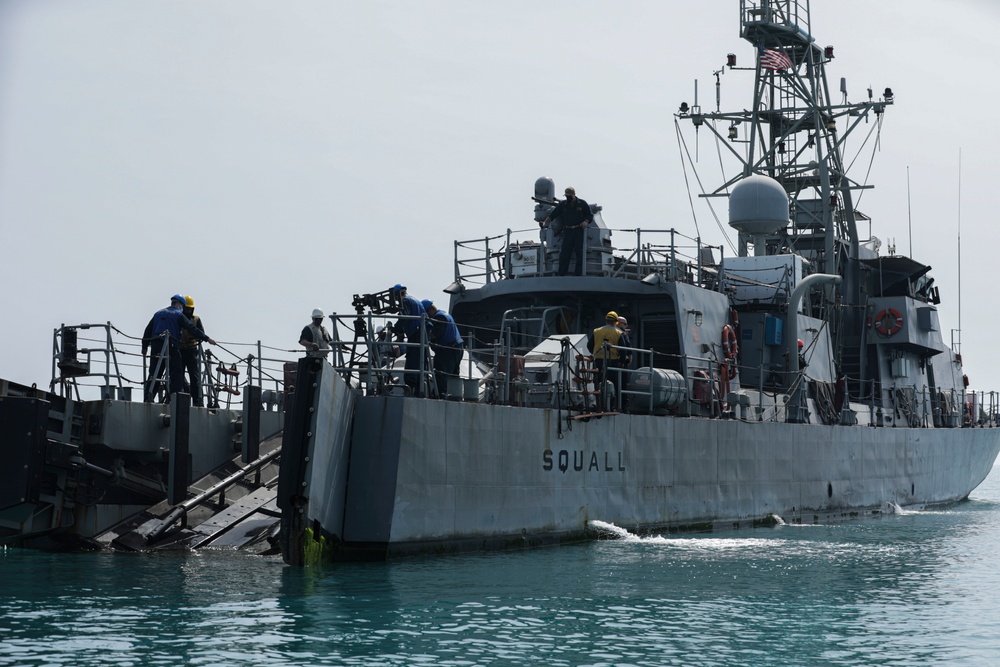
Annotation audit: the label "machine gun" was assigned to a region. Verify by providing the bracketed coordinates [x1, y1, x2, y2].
[343, 289, 401, 373]
[351, 289, 400, 316]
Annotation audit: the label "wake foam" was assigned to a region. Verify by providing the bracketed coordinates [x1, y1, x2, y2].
[587, 520, 787, 549]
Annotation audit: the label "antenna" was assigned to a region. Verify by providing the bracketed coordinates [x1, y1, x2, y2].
[907, 166, 912, 256]
[957, 148, 962, 354]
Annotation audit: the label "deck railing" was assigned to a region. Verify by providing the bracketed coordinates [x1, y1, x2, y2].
[451, 227, 725, 292]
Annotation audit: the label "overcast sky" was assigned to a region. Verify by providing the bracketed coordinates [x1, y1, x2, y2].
[2, 1, 998, 394]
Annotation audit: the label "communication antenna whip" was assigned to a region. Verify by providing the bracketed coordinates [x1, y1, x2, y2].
[957, 148, 962, 354]
[907, 166, 912, 257]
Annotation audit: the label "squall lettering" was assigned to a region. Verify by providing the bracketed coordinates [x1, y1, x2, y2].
[543, 450, 625, 473]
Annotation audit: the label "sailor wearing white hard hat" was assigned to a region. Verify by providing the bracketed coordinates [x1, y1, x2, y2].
[300, 308, 332, 357]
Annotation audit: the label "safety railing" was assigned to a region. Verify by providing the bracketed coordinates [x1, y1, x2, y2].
[451, 227, 724, 291]
[315, 311, 1000, 429]
[48, 322, 294, 409]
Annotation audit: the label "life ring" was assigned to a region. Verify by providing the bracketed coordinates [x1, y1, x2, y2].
[721, 325, 739, 359]
[721, 324, 739, 379]
[874, 308, 903, 336]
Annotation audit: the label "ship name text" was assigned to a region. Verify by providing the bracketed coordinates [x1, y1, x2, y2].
[543, 450, 625, 473]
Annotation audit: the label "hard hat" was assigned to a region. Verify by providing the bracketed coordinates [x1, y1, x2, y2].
[312, 308, 324, 319]
[797, 339, 804, 348]
[184, 296, 195, 308]
[617, 316, 628, 326]
[391, 284, 406, 293]
[606, 311, 619, 321]
[171, 294, 185, 305]
[421, 299, 434, 310]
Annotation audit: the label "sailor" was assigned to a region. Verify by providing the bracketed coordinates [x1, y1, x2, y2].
[422, 299, 464, 398]
[143, 294, 216, 402]
[616, 316, 633, 368]
[391, 284, 428, 396]
[540, 186, 593, 276]
[591, 311, 624, 403]
[179, 295, 208, 407]
[300, 309, 333, 358]
[798, 338, 808, 370]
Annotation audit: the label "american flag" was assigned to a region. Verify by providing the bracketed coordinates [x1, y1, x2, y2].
[759, 47, 793, 71]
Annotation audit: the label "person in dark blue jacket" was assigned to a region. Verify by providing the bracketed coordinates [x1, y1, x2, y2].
[143, 294, 216, 402]
[422, 299, 463, 397]
[540, 186, 594, 276]
[391, 284, 428, 396]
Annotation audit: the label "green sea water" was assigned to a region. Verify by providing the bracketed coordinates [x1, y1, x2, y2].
[4, 464, 1000, 667]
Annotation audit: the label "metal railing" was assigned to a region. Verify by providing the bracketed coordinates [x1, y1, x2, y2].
[48, 322, 293, 409]
[452, 227, 725, 291]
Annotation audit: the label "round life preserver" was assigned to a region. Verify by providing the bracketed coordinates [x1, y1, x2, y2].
[721, 325, 739, 359]
[874, 308, 904, 336]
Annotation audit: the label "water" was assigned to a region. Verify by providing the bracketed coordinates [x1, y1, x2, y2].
[4, 467, 1000, 667]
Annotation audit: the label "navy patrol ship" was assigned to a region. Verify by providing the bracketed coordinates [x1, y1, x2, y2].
[276, 0, 1000, 565]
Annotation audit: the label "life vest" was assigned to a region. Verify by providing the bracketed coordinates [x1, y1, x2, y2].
[306, 323, 331, 358]
[180, 314, 203, 349]
[592, 324, 622, 360]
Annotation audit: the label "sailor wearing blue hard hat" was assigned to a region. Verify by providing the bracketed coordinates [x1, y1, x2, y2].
[422, 300, 463, 398]
[391, 283, 428, 396]
[143, 293, 216, 403]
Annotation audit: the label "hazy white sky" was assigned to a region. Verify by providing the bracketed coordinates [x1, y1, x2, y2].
[2, 1, 999, 393]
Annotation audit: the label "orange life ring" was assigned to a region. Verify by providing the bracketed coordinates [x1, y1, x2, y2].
[874, 308, 903, 336]
[721, 325, 739, 359]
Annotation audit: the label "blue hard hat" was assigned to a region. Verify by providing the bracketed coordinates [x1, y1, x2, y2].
[391, 284, 406, 293]
[421, 299, 433, 310]
[171, 293, 185, 305]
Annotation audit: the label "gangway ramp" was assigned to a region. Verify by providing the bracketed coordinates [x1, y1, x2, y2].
[95, 433, 283, 554]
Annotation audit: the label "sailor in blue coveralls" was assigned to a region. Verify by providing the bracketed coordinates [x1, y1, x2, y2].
[143, 294, 216, 402]
[422, 299, 464, 398]
[391, 284, 428, 396]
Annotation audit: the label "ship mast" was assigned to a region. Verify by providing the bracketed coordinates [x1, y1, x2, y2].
[680, 0, 893, 316]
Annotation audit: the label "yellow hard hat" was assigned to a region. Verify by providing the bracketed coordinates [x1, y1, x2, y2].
[184, 296, 195, 308]
[606, 311, 618, 321]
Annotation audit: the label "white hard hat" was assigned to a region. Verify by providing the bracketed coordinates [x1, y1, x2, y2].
[312, 308, 324, 319]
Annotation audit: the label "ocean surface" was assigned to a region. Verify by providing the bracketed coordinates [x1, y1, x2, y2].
[4, 465, 1000, 667]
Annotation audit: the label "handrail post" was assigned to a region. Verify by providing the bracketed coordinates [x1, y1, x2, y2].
[505, 228, 512, 281]
[485, 236, 492, 285]
[670, 229, 677, 282]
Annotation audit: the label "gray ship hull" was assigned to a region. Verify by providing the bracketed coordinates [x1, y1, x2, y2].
[281, 364, 1000, 563]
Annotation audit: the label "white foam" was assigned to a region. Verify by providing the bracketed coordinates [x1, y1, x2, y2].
[587, 519, 787, 549]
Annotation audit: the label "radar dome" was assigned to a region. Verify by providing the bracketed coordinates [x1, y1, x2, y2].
[534, 177, 556, 201]
[729, 174, 789, 236]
